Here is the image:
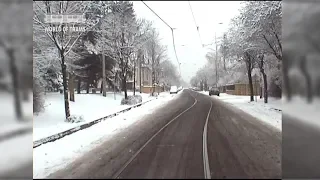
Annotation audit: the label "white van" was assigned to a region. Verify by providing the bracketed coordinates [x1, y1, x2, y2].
[170, 86, 178, 94]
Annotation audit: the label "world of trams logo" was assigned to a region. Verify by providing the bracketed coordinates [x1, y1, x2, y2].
[43, 14, 87, 33]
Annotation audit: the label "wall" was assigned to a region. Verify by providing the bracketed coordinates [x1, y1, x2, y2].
[141, 85, 164, 94]
[222, 83, 260, 96]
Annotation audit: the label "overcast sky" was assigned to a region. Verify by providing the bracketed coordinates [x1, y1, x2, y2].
[132, 1, 243, 84]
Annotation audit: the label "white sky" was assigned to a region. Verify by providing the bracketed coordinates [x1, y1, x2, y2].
[132, 1, 242, 84]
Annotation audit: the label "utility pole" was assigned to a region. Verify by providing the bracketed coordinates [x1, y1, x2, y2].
[139, 51, 142, 93]
[214, 22, 223, 88]
[215, 31, 218, 88]
[222, 33, 227, 71]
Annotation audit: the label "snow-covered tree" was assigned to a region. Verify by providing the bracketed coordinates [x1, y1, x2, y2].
[282, 2, 320, 103]
[242, 1, 282, 100]
[90, 1, 151, 99]
[159, 60, 180, 87]
[144, 28, 167, 95]
[0, 1, 32, 119]
[33, 1, 102, 120]
[215, 1, 282, 102]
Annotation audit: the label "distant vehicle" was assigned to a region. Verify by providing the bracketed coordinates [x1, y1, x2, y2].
[209, 87, 220, 96]
[170, 86, 178, 94]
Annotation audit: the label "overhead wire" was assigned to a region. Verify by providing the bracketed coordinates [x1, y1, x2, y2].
[141, 1, 181, 77]
[188, 1, 203, 47]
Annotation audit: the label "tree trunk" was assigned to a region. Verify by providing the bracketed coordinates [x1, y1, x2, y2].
[61, 54, 71, 120]
[86, 77, 90, 94]
[282, 53, 291, 101]
[100, 81, 103, 94]
[22, 88, 29, 102]
[8, 48, 22, 120]
[133, 61, 136, 96]
[259, 55, 268, 104]
[263, 72, 268, 103]
[245, 52, 254, 102]
[300, 56, 312, 103]
[69, 73, 75, 102]
[260, 87, 263, 99]
[123, 74, 128, 99]
[248, 69, 254, 102]
[223, 55, 226, 71]
[102, 52, 106, 97]
[152, 69, 155, 96]
[21, 76, 29, 102]
[77, 78, 81, 94]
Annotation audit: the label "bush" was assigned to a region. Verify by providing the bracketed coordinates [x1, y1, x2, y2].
[65, 115, 84, 123]
[59, 87, 63, 94]
[121, 95, 142, 105]
[150, 92, 158, 97]
[33, 79, 45, 114]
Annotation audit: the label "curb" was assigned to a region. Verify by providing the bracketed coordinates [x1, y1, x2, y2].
[33, 98, 157, 149]
[271, 108, 282, 112]
[0, 126, 33, 143]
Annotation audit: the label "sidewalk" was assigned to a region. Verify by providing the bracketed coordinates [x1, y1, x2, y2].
[33, 91, 155, 141]
[201, 92, 282, 131]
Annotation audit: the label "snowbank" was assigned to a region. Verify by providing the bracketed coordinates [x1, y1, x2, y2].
[33, 92, 155, 141]
[208, 93, 282, 131]
[0, 92, 33, 125]
[0, 92, 33, 140]
[283, 96, 320, 129]
[121, 95, 142, 105]
[0, 134, 32, 176]
[0, 92, 33, 176]
[33, 92, 175, 178]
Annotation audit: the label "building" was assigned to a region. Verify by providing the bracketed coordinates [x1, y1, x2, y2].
[219, 74, 261, 96]
[127, 49, 164, 94]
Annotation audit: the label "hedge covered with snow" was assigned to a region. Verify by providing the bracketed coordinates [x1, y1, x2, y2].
[121, 95, 142, 105]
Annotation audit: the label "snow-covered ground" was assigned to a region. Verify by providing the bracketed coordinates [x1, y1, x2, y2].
[0, 133, 32, 176]
[0, 92, 33, 129]
[201, 92, 282, 131]
[0, 92, 33, 176]
[282, 96, 320, 129]
[0, 92, 33, 137]
[33, 92, 178, 178]
[33, 91, 155, 141]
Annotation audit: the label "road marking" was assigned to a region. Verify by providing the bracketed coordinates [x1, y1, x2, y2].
[157, 144, 175, 147]
[203, 100, 213, 179]
[113, 90, 198, 179]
